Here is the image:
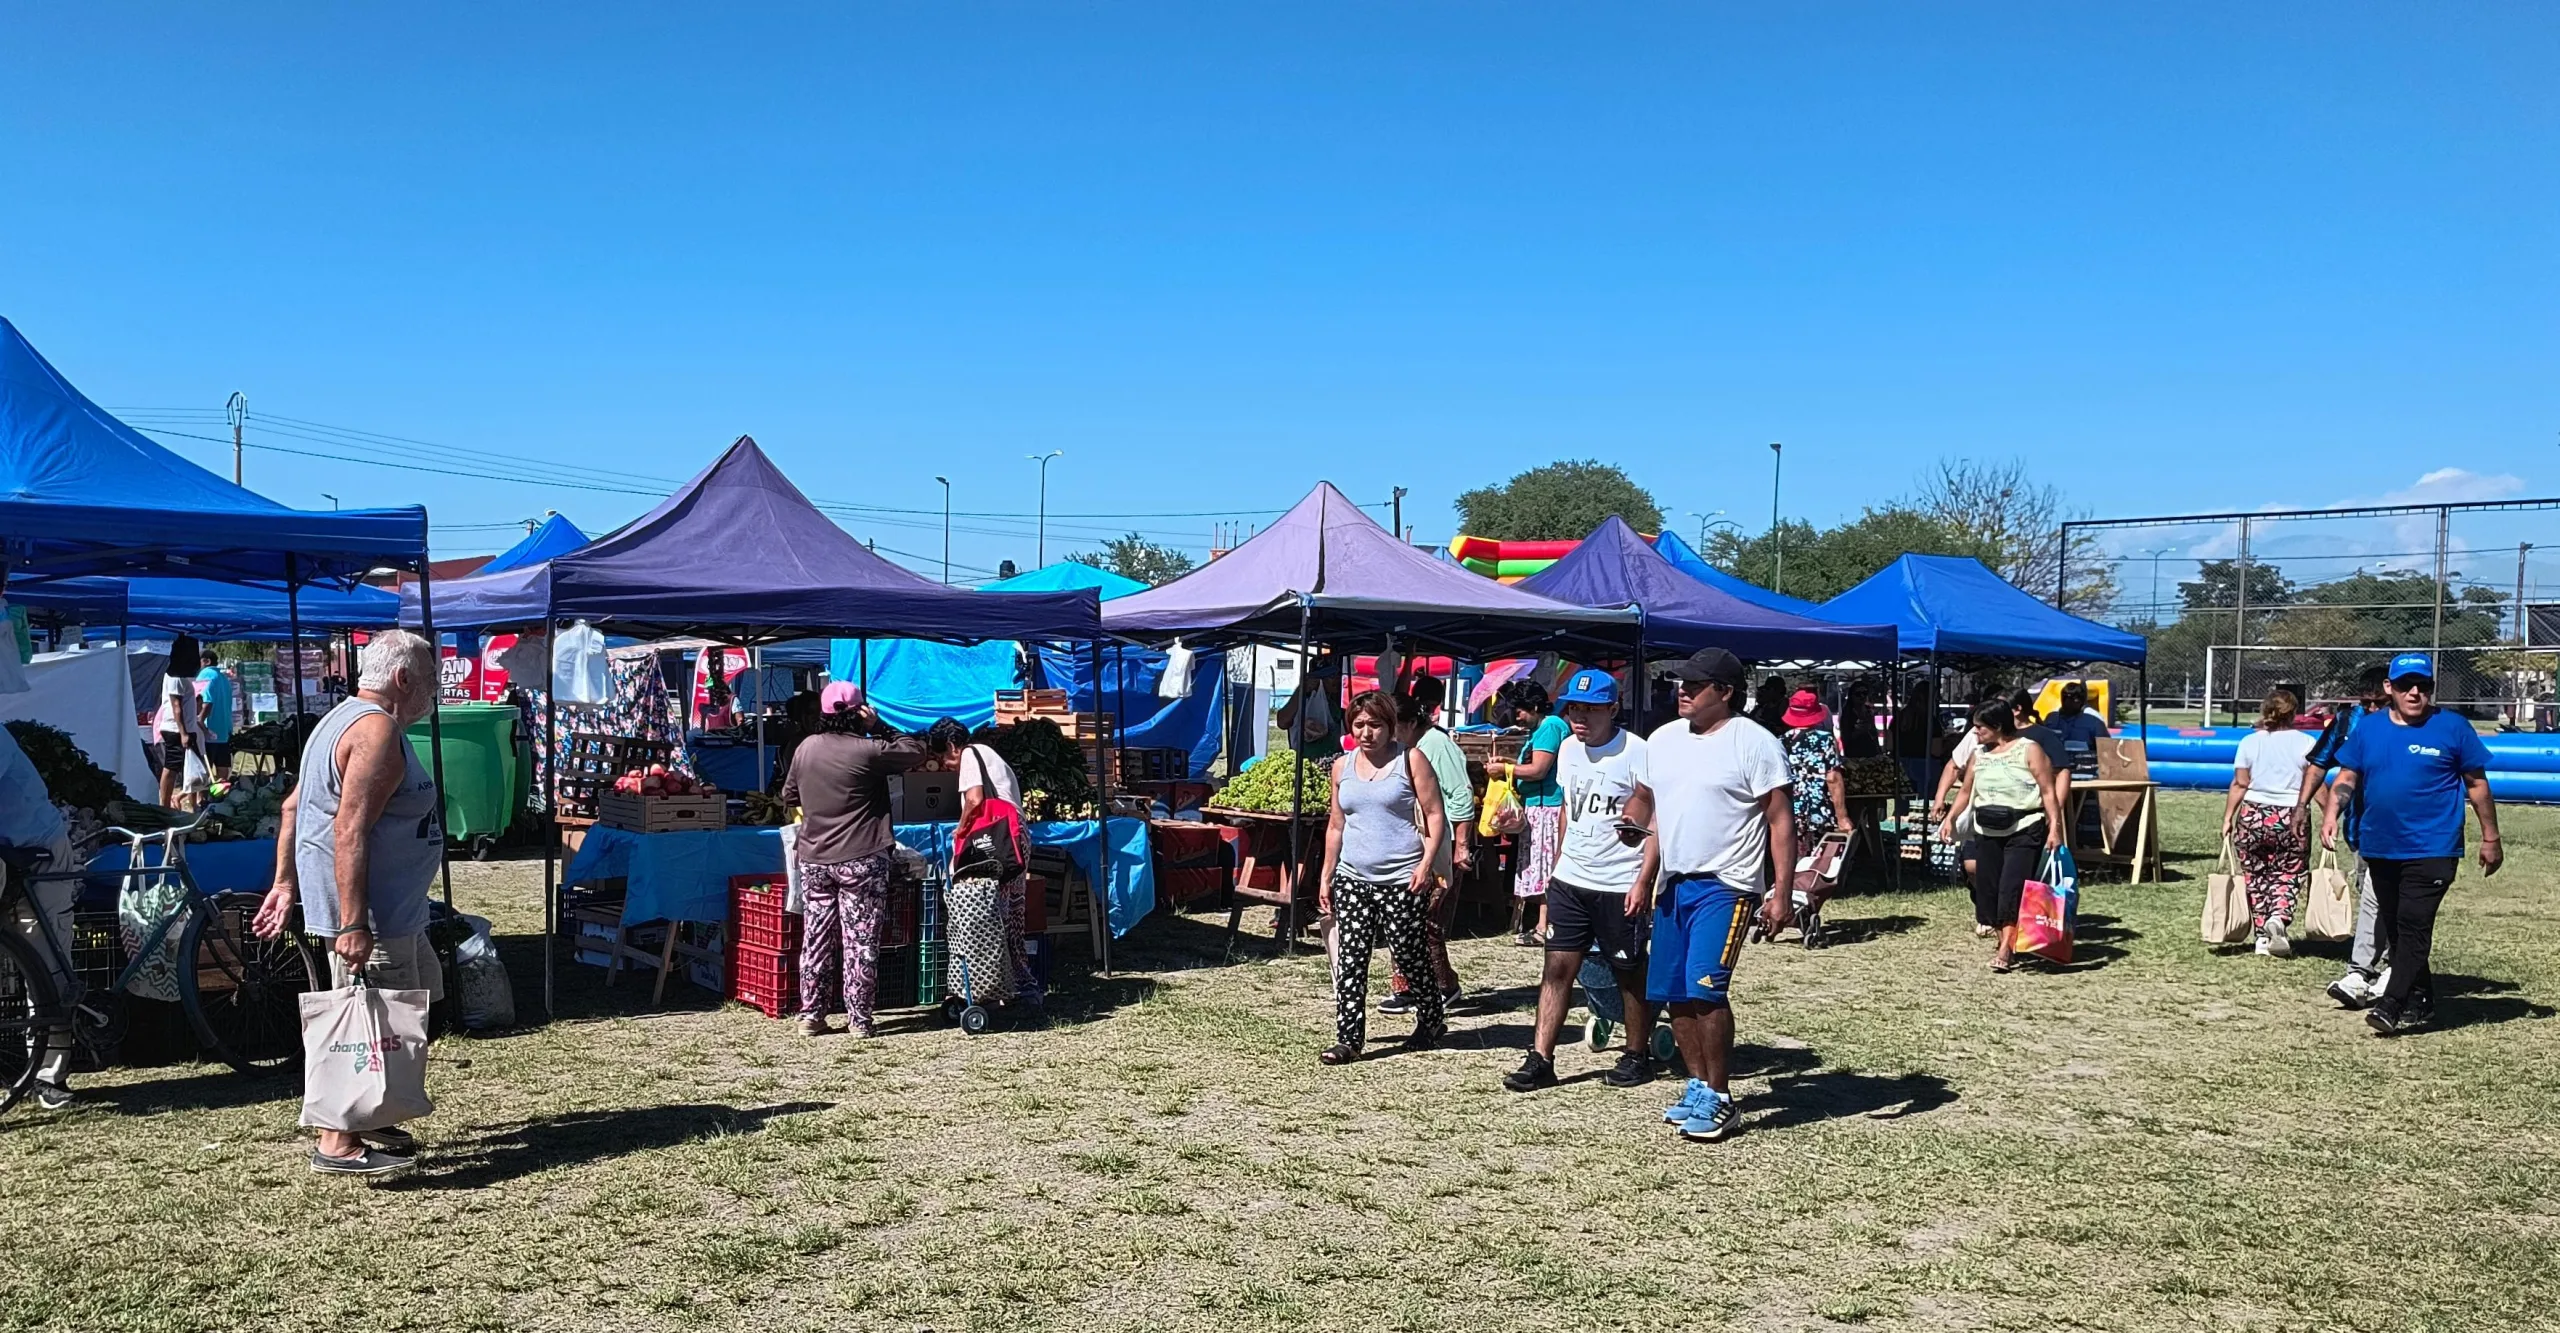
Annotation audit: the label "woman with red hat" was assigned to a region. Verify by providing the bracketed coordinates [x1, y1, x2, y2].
[1776, 688, 1856, 848]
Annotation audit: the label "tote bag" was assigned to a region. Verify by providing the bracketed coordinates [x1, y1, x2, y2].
[299, 975, 435, 1132]
[2201, 840, 2251, 945]
[2015, 853, 2074, 965]
[2300, 848, 2355, 941]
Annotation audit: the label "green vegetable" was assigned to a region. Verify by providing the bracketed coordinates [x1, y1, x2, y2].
[5, 720, 124, 813]
[981, 718, 1098, 821]
[1209, 752, 1333, 814]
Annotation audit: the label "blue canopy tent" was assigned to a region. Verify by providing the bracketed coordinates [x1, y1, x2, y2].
[1823, 555, 2147, 665]
[1521, 517, 1899, 664]
[479, 514, 588, 575]
[397, 438, 1126, 1006]
[1651, 529, 1833, 619]
[985, 561, 1148, 599]
[11, 576, 400, 640]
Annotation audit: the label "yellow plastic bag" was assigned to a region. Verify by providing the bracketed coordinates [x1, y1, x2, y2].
[1478, 777, 1522, 839]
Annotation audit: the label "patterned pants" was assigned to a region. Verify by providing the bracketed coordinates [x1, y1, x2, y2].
[2231, 801, 2309, 930]
[950, 873, 1044, 1006]
[1331, 872, 1444, 1050]
[798, 848, 895, 1034]
[1515, 805, 1564, 898]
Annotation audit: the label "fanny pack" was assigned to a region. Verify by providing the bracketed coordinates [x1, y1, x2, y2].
[1973, 804, 2026, 836]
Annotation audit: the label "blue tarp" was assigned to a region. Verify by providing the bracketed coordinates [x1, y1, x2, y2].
[1651, 530, 1833, 619]
[1519, 517, 1898, 662]
[985, 562, 1148, 599]
[1822, 554, 2148, 664]
[0, 318, 427, 585]
[479, 514, 588, 575]
[11, 575, 399, 639]
[1034, 645, 1229, 779]
[829, 639, 1023, 731]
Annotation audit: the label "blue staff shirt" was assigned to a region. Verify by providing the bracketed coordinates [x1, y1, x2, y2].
[2305, 706, 2369, 847]
[2333, 708, 2491, 861]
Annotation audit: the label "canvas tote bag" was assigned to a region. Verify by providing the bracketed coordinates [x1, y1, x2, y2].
[300, 974, 435, 1132]
[2300, 847, 2355, 941]
[2201, 840, 2251, 945]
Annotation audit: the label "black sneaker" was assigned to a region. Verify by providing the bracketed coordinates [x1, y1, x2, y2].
[2367, 1005, 2420, 1037]
[1601, 1051, 1658, 1087]
[1377, 989, 1416, 1016]
[1502, 1052, 1558, 1093]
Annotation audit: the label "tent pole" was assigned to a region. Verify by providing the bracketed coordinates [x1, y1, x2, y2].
[1284, 599, 1311, 956]
[286, 557, 307, 772]
[859, 639, 869, 692]
[414, 550, 455, 907]
[543, 615, 561, 1018]
[2138, 660, 2150, 750]
[1090, 632, 1113, 974]
[752, 643, 768, 792]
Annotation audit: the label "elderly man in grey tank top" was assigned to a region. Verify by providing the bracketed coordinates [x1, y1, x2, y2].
[254, 628, 447, 1177]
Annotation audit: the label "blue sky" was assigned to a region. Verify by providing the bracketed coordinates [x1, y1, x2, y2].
[4, 5, 2555, 592]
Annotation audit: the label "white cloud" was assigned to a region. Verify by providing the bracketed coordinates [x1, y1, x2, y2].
[2379, 468, 2527, 507]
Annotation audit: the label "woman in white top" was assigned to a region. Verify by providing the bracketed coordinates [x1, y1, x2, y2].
[926, 718, 1039, 1005]
[154, 636, 208, 810]
[2223, 690, 2319, 956]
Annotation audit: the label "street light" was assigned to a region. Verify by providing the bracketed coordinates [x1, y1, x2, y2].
[320, 492, 338, 510]
[1029, 450, 1064, 566]
[1689, 509, 1725, 547]
[934, 476, 952, 583]
[1768, 442, 1785, 595]
[2143, 547, 2176, 623]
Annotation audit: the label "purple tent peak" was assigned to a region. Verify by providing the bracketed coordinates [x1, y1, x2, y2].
[1103, 481, 1638, 656]
[577, 435, 942, 591]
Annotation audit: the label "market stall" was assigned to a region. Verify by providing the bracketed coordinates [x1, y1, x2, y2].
[1102, 482, 1643, 952]
[403, 436, 1110, 1011]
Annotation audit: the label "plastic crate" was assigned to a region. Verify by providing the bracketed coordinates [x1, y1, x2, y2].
[729, 941, 797, 1018]
[730, 874, 799, 951]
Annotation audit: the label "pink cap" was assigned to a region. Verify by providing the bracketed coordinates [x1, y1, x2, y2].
[820, 681, 866, 715]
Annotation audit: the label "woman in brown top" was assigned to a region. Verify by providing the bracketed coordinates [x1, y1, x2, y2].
[782, 682, 926, 1037]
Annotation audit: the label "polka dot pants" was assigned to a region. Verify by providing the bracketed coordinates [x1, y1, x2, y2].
[1331, 871, 1444, 1051]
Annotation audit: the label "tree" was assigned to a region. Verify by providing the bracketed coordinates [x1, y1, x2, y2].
[2178, 559, 2295, 612]
[1066, 533, 1196, 586]
[1911, 459, 2118, 615]
[1454, 460, 1663, 540]
[1706, 506, 1991, 603]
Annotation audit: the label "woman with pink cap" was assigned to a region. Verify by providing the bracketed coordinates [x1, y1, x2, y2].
[780, 682, 928, 1037]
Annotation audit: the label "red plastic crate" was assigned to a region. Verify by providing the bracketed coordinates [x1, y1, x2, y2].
[728, 942, 799, 1018]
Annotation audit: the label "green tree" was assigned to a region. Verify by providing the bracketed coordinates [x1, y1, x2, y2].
[1706, 506, 1990, 603]
[2178, 559, 2295, 612]
[1911, 459, 2118, 615]
[1454, 460, 1663, 540]
[1066, 533, 1197, 586]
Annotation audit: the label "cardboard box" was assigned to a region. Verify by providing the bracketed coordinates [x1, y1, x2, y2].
[890, 771, 960, 824]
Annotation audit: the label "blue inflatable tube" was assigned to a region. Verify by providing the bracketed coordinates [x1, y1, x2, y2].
[2133, 725, 2560, 803]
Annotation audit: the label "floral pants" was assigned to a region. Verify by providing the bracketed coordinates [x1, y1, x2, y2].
[798, 848, 895, 1034]
[1514, 805, 1564, 898]
[1331, 872, 1445, 1050]
[2231, 801, 2308, 931]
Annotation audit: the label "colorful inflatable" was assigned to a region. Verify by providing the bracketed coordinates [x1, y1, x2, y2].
[1452, 532, 1658, 584]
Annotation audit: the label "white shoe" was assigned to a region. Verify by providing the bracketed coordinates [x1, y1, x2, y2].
[2265, 917, 2293, 958]
[2253, 934, 2273, 956]
[2327, 971, 2376, 1008]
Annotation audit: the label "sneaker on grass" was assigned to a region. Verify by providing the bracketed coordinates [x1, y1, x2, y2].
[1502, 1052, 1557, 1093]
[309, 1147, 416, 1177]
[2327, 971, 2376, 1009]
[1663, 1078, 1711, 1125]
[2266, 916, 2293, 958]
[1679, 1091, 1739, 1142]
[1377, 988, 1416, 1016]
[1601, 1051, 1656, 1088]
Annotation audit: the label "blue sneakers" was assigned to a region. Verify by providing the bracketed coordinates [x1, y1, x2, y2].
[1679, 1089, 1739, 1142]
[1663, 1078, 1711, 1124]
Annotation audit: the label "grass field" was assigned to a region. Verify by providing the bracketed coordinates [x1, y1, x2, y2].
[2, 789, 2555, 1332]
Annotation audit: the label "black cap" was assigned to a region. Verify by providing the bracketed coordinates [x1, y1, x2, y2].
[1671, 647, 1745, 689]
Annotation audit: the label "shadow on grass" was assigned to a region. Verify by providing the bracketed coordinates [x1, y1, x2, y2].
[396, 1100, 834, 1190]
[1816, 914, 1927, 947]
[2428, 973, 2557, 1031]
[81, 1064, 298, 1116]
[1751, 1070, 1957, 1132]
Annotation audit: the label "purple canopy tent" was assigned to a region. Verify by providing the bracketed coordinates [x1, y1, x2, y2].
[1519, 517, 1899, 662]
[1104, 482, 1642, 953]
[400, 437, 1114, 1008]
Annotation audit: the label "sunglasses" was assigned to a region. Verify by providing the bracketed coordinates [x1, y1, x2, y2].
[2390, 678, 2434, 694]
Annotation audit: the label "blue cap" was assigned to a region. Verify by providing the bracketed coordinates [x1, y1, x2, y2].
[1558, 668, 1617, 706]
[2389, 651, 2434, 682]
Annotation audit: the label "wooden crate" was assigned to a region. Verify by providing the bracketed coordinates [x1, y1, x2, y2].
[596, 789, 728, 834]
[992, 688, 1072, 720]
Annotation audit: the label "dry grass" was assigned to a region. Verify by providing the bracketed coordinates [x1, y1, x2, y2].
[2, 790, 2556, 1331]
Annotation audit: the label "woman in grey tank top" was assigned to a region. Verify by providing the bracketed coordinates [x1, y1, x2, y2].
[1317, 689, 1449, 1064]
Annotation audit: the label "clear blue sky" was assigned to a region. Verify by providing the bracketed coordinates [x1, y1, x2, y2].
[5, 5, 2555, 587]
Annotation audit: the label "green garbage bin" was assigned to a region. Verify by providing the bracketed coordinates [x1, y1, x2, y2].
[407, 703, 521, 846]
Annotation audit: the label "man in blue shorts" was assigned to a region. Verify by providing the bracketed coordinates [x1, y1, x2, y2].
[2321, 652, 2502, 1036]
[1622, 648, 1795, 1141]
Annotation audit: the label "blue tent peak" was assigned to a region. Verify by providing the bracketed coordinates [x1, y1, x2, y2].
[985, 561, 1148, 600]
[480, 513, 588, 575]
[1652, 529, 1831, 619]
[1822, 554, 2147, 664]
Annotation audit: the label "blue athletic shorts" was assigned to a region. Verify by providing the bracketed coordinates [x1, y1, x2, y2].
[1644, 875, 1753, 1006]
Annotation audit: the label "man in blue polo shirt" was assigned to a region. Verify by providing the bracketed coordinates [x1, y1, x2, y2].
[2320, 653, 2502, 1036]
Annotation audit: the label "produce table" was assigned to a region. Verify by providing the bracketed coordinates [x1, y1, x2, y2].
[84, 837, 278, 902]
[565, 818, 1156, 937]
[1199, 807, 1328, 951]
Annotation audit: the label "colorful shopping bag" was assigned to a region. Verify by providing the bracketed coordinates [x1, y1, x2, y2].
[299, 975, 435, 1132]
[2015, 853, 2074, 965]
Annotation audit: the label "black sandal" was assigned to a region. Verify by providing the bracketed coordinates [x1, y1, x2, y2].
[1319, 1043, 1360, 1065]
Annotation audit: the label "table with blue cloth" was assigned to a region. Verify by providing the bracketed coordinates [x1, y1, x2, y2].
[83, 837, 279, 908]
[564, 818, 1155, 938]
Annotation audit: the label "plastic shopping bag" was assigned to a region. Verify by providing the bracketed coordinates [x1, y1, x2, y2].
[181, 746, 211, 796]
[1478, 777, 1522, 839]
[779, 822, 806, 914]
[2201, 840, 2250, 944]
[299, 975, 435, 1133]
[2015, 855, 2074, 965]
[2300, 848, 2354, 941]
[451, 914, 516, 1032]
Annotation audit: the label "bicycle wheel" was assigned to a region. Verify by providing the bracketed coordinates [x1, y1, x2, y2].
[0, 928, 64, 1114]
[179, 893, 321, 1076]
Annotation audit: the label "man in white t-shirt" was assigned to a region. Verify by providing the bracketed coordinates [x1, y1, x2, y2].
[1503, 669, 1656, 1094]
[1623, 647, 1795, 1143]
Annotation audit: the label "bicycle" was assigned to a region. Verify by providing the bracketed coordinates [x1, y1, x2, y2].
[0, 818, 323, 1114]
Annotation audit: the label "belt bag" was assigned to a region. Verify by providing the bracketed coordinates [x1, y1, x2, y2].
[1973, 804, 2025, 836]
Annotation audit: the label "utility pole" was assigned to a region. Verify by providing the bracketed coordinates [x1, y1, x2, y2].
[1767, 442, 1785, 595]
[2432, 505, 2448, 664]
[1390, 487, 1407, 544]
[935, 476, 952, 583]
[2233, 517, 2250, 727]
[2518, 542, 2533, 642]
[1029, 450, 1064, 567]
[226, 392, 247, 484]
